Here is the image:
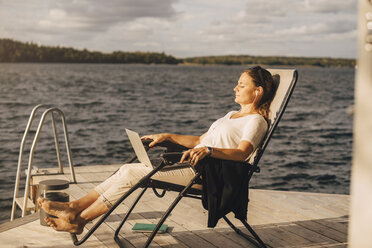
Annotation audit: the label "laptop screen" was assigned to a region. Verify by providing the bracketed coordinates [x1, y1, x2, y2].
[125, 128, 152, 167]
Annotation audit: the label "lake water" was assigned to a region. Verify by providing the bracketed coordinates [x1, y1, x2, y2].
[0, 63, 354, 224]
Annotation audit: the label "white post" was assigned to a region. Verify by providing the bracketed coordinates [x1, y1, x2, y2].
[349, 0, 372, 247]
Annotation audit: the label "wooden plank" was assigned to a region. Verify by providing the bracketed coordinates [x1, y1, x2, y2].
[247, 201, 281, 225]
[140, 192, 208, 230]
[79, 165, 190, 247]
[112, 193, 187, 247]
[139, 197, 214, 247]
[15, 197, 35, 212]
[252, 224, 296, 247]
[0, 219, 106, 248]
[284, 193, 350, 218]
[70, 175, 128, 248]
[253, 189, 350, 215]
[160, 195, 257, 247]
[137, 191, 249, 248]
[249, 190, 348, 224]
[213, 227, 259, 248]
[0, 212, 39, 233]
[296, 219, 347, 243]
[260, 223, 314, 247]
[312, 216, 349, 235]
[274, 222, 342, 246]
[102, 203, 162, 248]
[77, 167, 163, 248]
[246, 192, 311, 224]
[88, 170, 212, 248]
[171, 231, 217, 248]
[4, 165, 350, 248]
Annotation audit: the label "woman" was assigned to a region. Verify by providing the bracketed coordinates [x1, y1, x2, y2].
[38, 66, 276, 234]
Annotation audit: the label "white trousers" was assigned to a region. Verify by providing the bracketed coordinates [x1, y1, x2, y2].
[95, 163, 196, 208]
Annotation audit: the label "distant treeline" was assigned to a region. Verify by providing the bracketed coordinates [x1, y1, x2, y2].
[183, 55, 355, 68]
[0, 38, 355, 67]
[0, 39, 179, 64]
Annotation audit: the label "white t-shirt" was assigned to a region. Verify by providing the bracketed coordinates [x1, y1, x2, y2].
[194, 111, 268, 159]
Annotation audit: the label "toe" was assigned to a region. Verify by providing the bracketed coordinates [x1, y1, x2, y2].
[45, 217, 53, 226]
[37, 197, 44, 206]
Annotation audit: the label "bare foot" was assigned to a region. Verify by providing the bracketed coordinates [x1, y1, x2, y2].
[38, 198, 78, 222]
[44, 217, 84, 234]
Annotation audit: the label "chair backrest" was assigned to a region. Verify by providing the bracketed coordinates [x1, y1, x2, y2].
[247, 69, 298, 167]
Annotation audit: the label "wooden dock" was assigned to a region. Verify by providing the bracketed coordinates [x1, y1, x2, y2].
[0, 164, 349, 247]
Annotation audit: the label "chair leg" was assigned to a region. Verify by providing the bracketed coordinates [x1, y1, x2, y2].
[114, 187, 148, 238]
[71, 164, 165, 246]
[143, 172, 202, 248]
[223, 216, 267, 248]
[71, 183, 145, 246]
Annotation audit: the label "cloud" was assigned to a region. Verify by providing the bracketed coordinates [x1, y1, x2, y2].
[40, 0, 178, 32]
[38, 8, 91, 30]
[0, 0, 358, 58]
[200, 1, 357, 44]
[0, 0, 180, 51]
[0, 0, 178, 36]
[98, 17, 172, 46]
[304, 0, 356, 14]
[275, 17, 356, 37]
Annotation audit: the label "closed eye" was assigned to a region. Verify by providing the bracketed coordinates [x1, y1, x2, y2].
[237, 82, 245, 87]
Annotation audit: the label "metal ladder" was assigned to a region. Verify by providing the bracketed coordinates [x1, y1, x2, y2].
[10, 104, 77, 221]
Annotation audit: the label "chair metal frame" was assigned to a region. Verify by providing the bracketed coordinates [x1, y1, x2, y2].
[70, 69, 298, 247]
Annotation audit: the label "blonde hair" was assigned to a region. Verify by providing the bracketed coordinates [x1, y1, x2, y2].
[244, 66, 277, 120]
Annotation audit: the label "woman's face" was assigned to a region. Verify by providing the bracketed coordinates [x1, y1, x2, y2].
[234, 73, 258, 105]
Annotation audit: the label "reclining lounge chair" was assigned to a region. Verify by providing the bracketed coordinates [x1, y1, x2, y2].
[70, 68, 298, 248]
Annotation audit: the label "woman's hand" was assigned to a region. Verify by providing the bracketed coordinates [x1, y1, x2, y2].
[141, 133, 169, 148]
[180, 147, 211, 166]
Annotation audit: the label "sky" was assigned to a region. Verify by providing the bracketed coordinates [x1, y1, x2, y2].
[0, 0, 358, 59]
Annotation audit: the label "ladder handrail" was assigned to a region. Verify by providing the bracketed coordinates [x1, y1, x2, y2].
[11, 105, 76, 220]
[51, 111, 63, 174]
[22, 107, 76, 218]
[11, 104, 49, 221]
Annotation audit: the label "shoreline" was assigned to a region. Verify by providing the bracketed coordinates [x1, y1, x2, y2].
[1, 38, 356, 68]
[0, 61, 356, 68]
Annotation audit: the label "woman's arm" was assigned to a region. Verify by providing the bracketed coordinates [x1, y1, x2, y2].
[180, 140, 254, 166]
[210, 140, 254, 161]
[141, 132, 207, 149]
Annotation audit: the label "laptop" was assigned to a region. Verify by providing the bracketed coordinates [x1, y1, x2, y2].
[125, 128, 153, 167]
[125, 128, 192, 171]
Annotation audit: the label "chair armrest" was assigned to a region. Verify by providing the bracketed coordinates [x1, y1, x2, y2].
[159, 152, 194, 171]
[142, 139, 188, 152]
[160, 152, 183, 165]
[160, 150, 259, 171]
